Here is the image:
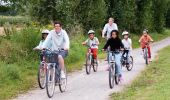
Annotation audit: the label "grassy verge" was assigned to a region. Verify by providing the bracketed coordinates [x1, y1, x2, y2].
[111, 46, 170, 100]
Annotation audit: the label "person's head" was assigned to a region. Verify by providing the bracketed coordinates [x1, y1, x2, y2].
[41, 30, 50, 40]
[108, 17, 114, 26]
[143, 29, 148, 37]
[88, 30, 95, 39]
[54, 21, 62, 33]
[122, 31, 129, 39]
[111, 30, 119, 39]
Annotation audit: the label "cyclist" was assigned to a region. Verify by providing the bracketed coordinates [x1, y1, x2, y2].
[122, 31, 132, 66]
[139, 29, 153, 62]
[82, 30, 99, 63]
[33, 29, 50, 50]
[102, 17, 118, 39]
[102, 17, 118, 61]
[102, 30, 124, 81]
[42, 21, 70, 79]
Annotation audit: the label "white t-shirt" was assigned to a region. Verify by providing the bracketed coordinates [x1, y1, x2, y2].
[103, 23, 118, 39]
[85, 37, 99, 49]
[122, 38, 132, 50]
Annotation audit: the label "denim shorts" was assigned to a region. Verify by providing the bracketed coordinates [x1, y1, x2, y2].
[57, 50, 68, 58]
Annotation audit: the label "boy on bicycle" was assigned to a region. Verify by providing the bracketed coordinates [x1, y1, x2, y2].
[122, 31, 132, 66]
[82, 30, 99, 62]
[139, 29, 153, 62]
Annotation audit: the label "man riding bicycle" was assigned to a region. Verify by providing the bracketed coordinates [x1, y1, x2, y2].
[42, 21, 70, 79]
[139, 29, 153, 62]
[102, 17, 118, 40]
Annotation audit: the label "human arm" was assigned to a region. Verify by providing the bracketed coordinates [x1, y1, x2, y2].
[63, 30, 70, 50]
[102, 24, 107, 38]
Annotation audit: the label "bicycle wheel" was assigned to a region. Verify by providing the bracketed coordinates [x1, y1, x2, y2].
[85, 54, 92, 74]
[109, 64, 115, 89]
[115, 72, 119, 85]
[127, 56, 133, 71]
[120, 57, 125, 69]
[46, 65, 55, 98]
[144, 48, 148, 65]
[93, 59, 98, 72]
[38, 63, 46, 89]
[59, 67, 67, 92]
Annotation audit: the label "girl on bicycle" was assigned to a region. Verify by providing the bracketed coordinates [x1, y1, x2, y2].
[122, 31, 132, 66]
[33, 29, 51, 50]
[33, 29, 51, 61]
[139, 29, 153, 62]
[103, 30, 124, 81]
[82, 30, 99, 62]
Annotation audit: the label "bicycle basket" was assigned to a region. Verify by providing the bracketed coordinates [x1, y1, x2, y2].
[45, 52, 58, 63]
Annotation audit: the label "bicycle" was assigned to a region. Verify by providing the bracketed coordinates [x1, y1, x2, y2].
[44, 49, 67, 98]
[121, 49, 133, 71]
[85, 46, 98, 75]
[143, 44, 149, 65]
[33, 49, 47, 89]
[108, 51, 120, 89]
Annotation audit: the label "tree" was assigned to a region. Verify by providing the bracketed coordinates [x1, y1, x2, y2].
[135, 0, 154, 33]
[75, 0, 107, 31]
[153, 0, 169, 32]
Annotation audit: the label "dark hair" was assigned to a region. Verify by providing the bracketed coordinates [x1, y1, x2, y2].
[42, 33, 48, 40]
[110, 30, 119, 38]
[53, 21, 62, 27]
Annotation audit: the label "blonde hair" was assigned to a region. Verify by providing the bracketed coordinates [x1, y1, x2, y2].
[109, 17, 114, 21]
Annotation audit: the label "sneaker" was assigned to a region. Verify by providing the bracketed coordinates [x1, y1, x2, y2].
[61, 70, 66, 79]
[149, 58, 152, 62]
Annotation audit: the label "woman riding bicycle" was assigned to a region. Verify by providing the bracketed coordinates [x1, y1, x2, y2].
[82, 30, 99, 62]
[102, 30, 124, 81]
[139, 29, 154, 62]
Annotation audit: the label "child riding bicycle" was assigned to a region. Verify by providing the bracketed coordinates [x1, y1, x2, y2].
[102, 30, 124, 81]
[139, 29, 154, 62]
[82, 30, 99, 62]
[33, 29, 51, 50]
[122, 31, 132, 66]
[33, 29, 51, 61]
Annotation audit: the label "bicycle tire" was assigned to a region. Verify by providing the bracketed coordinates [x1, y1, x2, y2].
[93, 59, 98, 72]
[109, 64, 115, 89]
[127, 56, 133, 71]
[145, 48, 149, 65]
[46, 65, 55, 98]
[38, 63, 46, 89]
[85, 54, 92, 74]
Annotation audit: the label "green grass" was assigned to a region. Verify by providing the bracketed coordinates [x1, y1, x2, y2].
[111, 46, 170, 100]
